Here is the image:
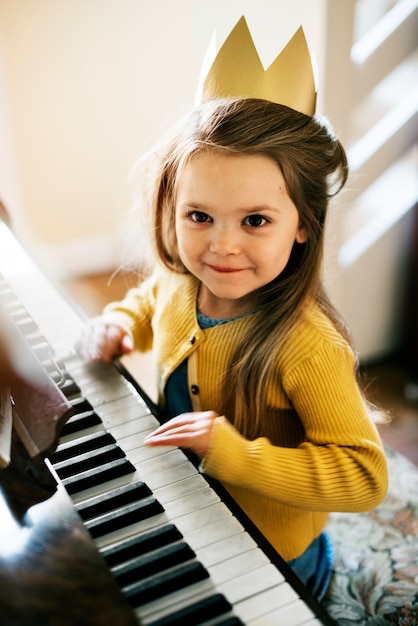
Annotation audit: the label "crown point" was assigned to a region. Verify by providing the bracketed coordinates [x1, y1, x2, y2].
[197, 16, 317, 116]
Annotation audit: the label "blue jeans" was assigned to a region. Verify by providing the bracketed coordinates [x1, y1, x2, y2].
[287, 531, 333, 601]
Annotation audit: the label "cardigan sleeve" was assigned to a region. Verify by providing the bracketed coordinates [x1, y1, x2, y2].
[201, 340, 388, 514]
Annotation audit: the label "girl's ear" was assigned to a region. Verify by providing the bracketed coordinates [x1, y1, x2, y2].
[296, 226, 307, 244]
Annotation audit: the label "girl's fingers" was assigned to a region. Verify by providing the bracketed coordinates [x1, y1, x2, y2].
[145, 411, 216, 438]
[75, 319, 130, 363]
[121, 334, 134, 354]
[144, 411, 218, 457]
[147, 413, 195, 433]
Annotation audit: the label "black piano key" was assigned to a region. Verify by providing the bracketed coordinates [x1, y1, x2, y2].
[52, 373, 81, 398]
[69, 396, 94, 413]
[75, 480, 152, 520]
[62, 457, 136, 495]
[147, 593, 241, 626]
[111, 542, 196, 587]
[53, 443, 126, 479]
[37, 361, 81, 397]
[14, 316, 39, 335]
[102, 524, 184, 568]
[51, 430, 117, 463]
[0, 285, 16, 304]
[30, 340, 55, 362]
[61, 378, 82, 398]
[24, 330, 47, 345]
[1, 300, 23, 316]
[40, 355, 61, 373]
[84, 497, 164, 539]
[124, 561, 210, 608]
[1, 303, 27, 319]
[216, 615, 245, 626]
[60, 408, 102, 435]
[48, 368, 64, 384]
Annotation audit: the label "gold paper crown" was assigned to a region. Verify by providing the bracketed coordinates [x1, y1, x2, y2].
[196, 16, 316, 116]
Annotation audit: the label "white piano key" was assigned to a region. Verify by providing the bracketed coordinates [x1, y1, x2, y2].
[209, 548, 269, 586]
[94, 509, 169, 550]
[234, 583, 301, 623]
[191, 529, 257, 568]
[153, 473, 211, 503]
[70, 471, 143, 506]
[130, 440, 180, 466]
[137, 455, 201, 492]
[170, 501, 234, 538]
[77, 382, 134, 406]
[161, 486, 220, 519]
[101, 412, 153, 438]
[134, 447, 193, 478]
[183, 515, 244, 552]
[104, 415, 153, 436]
[97, 397, 152, 428]
[217, 563, 286, 605]
[58, 419, 104, 443]
[247, 597, 316, 626]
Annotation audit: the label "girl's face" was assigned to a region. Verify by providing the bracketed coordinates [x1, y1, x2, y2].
[175, 151, 306, 318]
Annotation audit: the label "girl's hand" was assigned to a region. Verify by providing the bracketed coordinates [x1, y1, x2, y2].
[144, 410, 218, 458]
[75, 317, 134, 363]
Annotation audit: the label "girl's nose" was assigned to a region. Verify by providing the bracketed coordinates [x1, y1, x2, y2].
[209, 227, 241, 255]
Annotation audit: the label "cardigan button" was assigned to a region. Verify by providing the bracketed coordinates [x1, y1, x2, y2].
[189, 335, 196, 345]
[191, 384, 199, 395]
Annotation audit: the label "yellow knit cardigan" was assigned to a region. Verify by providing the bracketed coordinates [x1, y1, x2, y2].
[103, 268, 388, 561]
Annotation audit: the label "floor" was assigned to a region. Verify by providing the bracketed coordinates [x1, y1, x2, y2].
[62, 271, 418, 469]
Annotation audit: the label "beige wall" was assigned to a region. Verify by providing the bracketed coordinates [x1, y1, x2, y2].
[0, 0, 326, 273]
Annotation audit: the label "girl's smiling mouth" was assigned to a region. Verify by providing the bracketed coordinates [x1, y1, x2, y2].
[208, 265, 246, 274]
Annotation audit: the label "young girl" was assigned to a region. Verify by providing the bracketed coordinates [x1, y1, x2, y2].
[76, 97, 388, 601]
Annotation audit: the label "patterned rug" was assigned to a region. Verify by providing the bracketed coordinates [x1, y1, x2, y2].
[323, 446, 418, 625]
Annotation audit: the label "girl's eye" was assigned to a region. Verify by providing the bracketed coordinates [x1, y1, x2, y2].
[189, 211, 211, 223]
[244, 214, 268, 227]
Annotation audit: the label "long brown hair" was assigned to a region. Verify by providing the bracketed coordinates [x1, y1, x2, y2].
[136, 97, 352, 436]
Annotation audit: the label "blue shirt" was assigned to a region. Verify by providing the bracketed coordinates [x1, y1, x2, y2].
[165, 311, 242, 418]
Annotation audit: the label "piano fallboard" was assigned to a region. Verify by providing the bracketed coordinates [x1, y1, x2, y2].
[0, 220, 334, 626]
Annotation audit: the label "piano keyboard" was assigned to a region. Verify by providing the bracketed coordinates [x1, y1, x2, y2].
[0, 221, 333, 626]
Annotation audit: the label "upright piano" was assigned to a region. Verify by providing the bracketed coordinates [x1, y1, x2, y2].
[0, 219, 335, 625]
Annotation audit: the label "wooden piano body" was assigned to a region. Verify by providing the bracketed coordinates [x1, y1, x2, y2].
[0, 220, 334, 625]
